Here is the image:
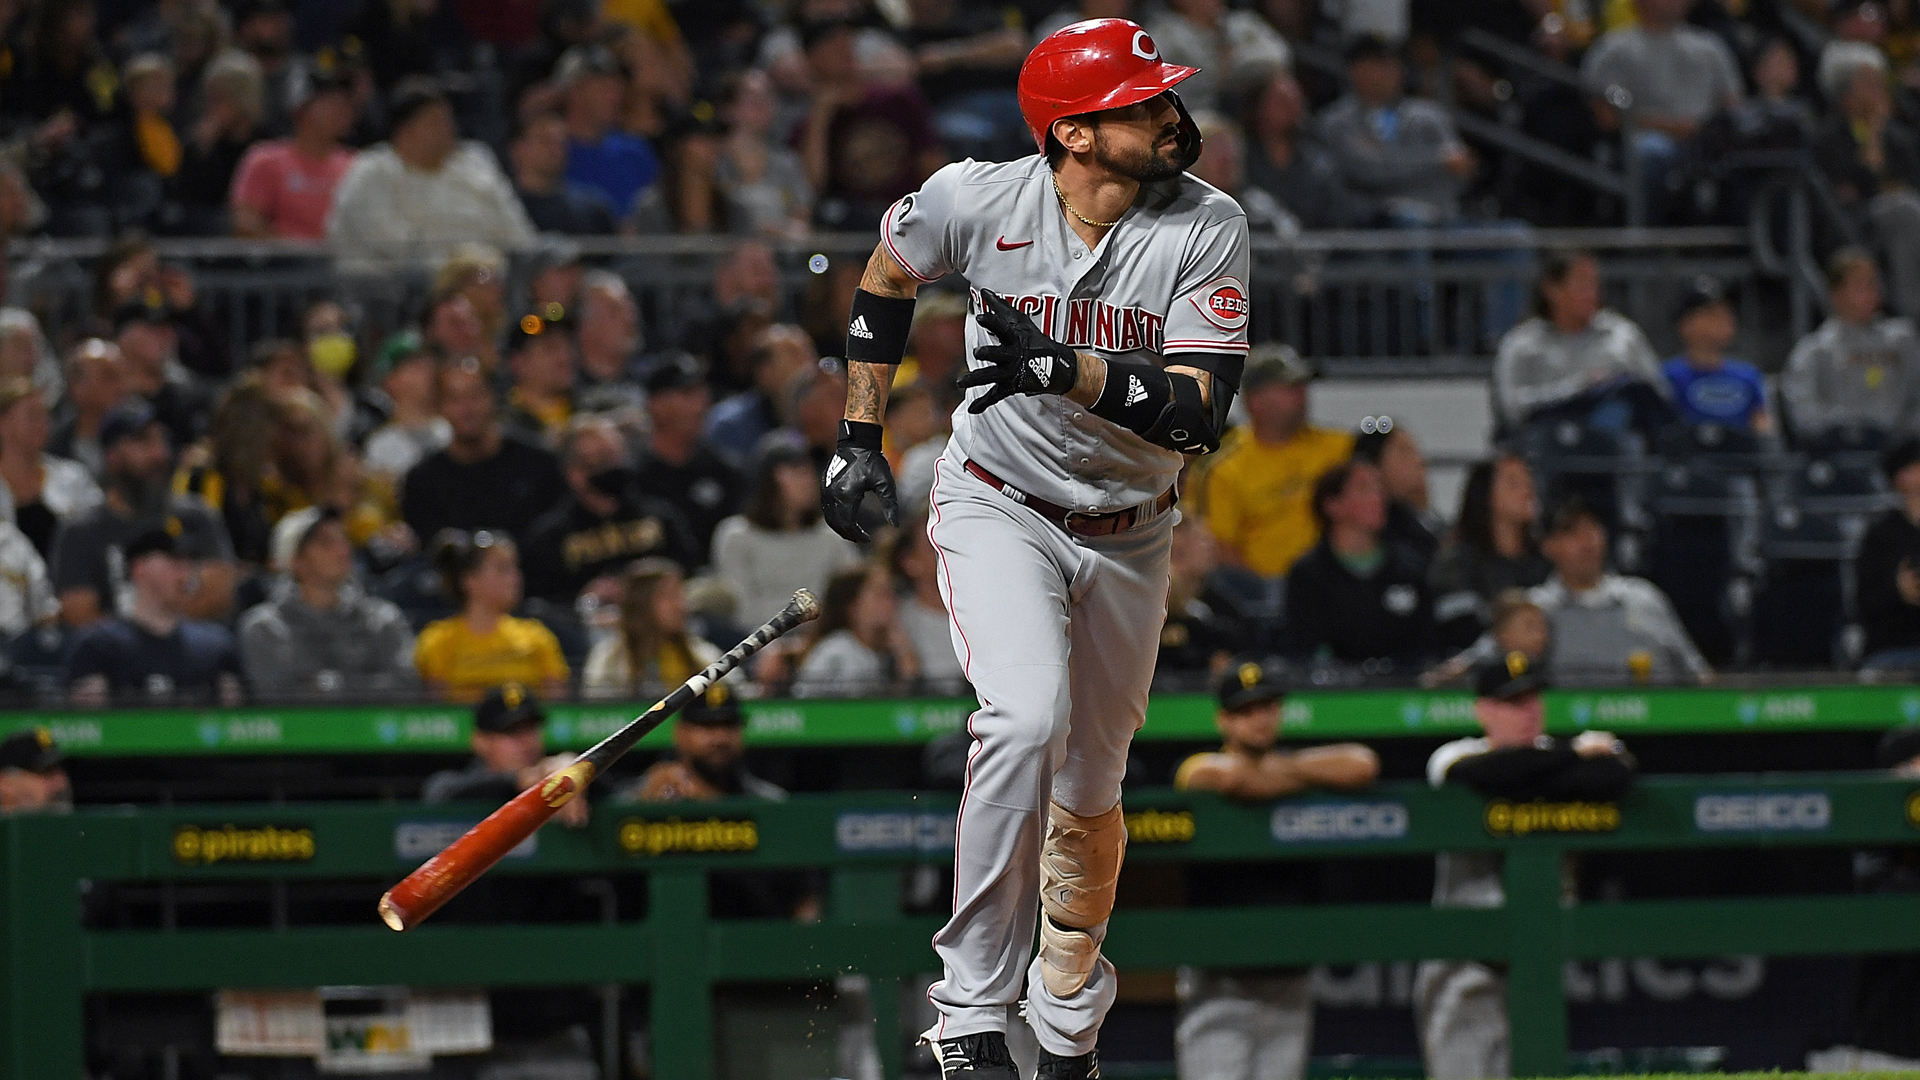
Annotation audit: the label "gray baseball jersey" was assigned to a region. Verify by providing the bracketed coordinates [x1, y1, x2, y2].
[884, 155, 1251, 513]
[895, 155, 1250, 1057]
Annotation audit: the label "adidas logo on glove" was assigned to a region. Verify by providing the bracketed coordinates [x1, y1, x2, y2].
[848, 315, 874, 340]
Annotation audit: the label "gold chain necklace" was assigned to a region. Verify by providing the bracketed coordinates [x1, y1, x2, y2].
[1052, 175, 1121, 229]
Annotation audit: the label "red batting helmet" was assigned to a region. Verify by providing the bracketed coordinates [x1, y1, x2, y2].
[1017, 19, 1203, 167]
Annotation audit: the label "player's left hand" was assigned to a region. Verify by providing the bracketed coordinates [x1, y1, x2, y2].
[962, 290, 1077, 414]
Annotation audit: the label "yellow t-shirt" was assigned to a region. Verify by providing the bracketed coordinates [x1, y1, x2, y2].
[1173, 750, 1222, 792]
[415, 615, 570, 702]
[1201, 425, 1354, 578]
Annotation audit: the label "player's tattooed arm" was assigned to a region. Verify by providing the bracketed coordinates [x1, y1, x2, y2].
[845, 359, 892, 425]
[860, 243, 920, 300]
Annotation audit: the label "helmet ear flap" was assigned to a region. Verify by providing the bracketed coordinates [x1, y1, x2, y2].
[1165, 89, 1203, 170]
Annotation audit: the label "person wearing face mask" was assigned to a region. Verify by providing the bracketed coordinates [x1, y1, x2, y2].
[300, 300, 361, 442]
[521, 417, 701, 606]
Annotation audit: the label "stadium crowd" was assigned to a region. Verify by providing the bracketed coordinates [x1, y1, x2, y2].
[0, 0, 1911, 703]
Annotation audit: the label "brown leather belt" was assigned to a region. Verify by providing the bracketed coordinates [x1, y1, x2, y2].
[964, 459, 1176, 538]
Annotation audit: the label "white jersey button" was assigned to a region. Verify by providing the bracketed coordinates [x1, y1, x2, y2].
[1073, 250, 1082, 259]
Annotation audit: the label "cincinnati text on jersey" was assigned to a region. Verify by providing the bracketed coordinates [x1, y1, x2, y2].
[979, 290, 1168, 355]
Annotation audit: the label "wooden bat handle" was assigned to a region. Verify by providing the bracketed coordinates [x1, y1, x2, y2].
[379, 590, 820, 931]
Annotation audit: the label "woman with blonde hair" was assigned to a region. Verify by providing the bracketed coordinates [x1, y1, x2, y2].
[582, 557, 725, 699]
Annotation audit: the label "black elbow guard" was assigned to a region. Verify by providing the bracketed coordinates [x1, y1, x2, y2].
[845, 288, 916, 365]
[1090, 361, 1224, 454]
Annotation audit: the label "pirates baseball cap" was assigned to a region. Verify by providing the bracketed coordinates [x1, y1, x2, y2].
[475, 682, 545, 733]
[1242, 344, 1314, 389]
[1216, 657, 1287, 711]
[0, 727, 63, 773]
[1475, 651, 1550, 701]
[680, 681, 745, 727]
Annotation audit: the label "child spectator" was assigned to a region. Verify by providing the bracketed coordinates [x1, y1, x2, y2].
[360, 332, 449, 483]
[791, 562, 919, 697]
[583, 558, 724, 699]
[711, 439, 861, 625]
[1660, 277, 1769, 434]
[414, 529, 569, 702]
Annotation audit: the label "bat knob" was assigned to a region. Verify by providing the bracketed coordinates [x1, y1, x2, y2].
[792, 589, 821, 621]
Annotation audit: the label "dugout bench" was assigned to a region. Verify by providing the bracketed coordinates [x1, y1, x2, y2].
[3, 775, 1919, 1079]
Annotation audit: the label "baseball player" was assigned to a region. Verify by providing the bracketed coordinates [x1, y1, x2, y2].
[820, 19, 1250, 1079]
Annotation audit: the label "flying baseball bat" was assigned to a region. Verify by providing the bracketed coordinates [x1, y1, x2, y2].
[378, 589, 822, 931]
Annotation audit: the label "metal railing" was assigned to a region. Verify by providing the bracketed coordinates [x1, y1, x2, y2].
[6, 227, 1782, 374]
[4, 776, 1918, 1078]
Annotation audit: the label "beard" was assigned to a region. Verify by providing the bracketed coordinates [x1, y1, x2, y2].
[1092, 125, 1188, 182]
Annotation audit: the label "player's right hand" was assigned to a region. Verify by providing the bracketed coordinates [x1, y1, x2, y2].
[822, 420, 899, 543]
[963, 290, 1078, 414]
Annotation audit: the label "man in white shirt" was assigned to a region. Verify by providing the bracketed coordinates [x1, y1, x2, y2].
[1530, 497, 1711, 685]
[326, 78, 535, 262]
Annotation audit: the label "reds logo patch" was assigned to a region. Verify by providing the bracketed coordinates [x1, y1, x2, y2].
[1191, 277, 1250, 331]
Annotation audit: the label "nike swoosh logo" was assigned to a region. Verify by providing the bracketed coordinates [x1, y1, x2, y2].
[996, 236, 1034, 250]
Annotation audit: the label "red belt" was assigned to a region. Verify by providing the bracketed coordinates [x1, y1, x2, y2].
[963, 459, 1176, 537]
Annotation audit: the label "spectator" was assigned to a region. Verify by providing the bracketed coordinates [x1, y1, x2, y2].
[0, 519, 56, 641]
[424, 290, 499, 376]
[433, 245, 510, 347]
[712, 439, 861, 627]
[501, 304, 578, 447]
[0, 728, 70, 814]
[882, 379, 947, 511]
[792, 562, 919, 697]
[421, 684, 589, 828]
[415, 529, 569, 702]
[1173, 658, 1378, 1080]
[360, 332, 450, 483]
[1317, 36, 1472, 228]
[1660, 276, 1770, 434]
[171, 49, 265, 235]
[1531, 497, 1710, 684]
[1241, 70, 1358, 231]
[230, 68, 357, 239]
[114, 296, 210, 451]
[1782, 248, 1920, 443]
[51, 402, 235, 627]
[889, 514, 964, 691]
[177, 375, 339, 567]
[705, 324, 816, 467]
[237, 507, 417, 697]
[1200, 346, 1352, 578]
[1581, 0, 1742, 222]
[93, 238, 230, 380]
[1428, 454, 1551, 649]
[1285, 459, 1434, 667]
[583, 558, 725, 699]
[1857, 438, 1920, 670]
[326, 77, 535, 258]
[110, 54, 184, 230]
[711, 68, 812, 237]
[635, 354, 743, 561]
[522, 416, 700, 604]
[49, 338, 129, 479]
[0, 309, 61, 406]
[1352, 417, 1440, 561]
[1423, 588, 1556, 687]
[900, 0, 1029, 160]
[509, 109, 617, 236]
[1147, 0, 1291, 114]
[1492, 251, 1669, 435]
[621, 680, 785, 801]
[784, 360, 848, 472]
[1418, 655, 1634, 1080]
[1814, 44, 1920, 321]
[557, 45, 658, 222]
[401, 358, 566, 545]
[66, 528, 244, 706]
[680, 239, 784, 392]
[298, 301, 361, 438]
[902, 289, 969, 408]
[0, 379, 102, 559]
[575, 271, 647, 414]
[1160, 515, 1252, 675]
[1188, 111, 1297, 234]
[798, 19, 943, 232]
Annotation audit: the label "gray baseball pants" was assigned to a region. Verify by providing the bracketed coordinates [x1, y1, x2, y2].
[922, 453, 1174, 1056]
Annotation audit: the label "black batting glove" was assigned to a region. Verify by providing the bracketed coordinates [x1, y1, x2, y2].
[822, 419, 898, 543]
[961, 290, 1078, 414]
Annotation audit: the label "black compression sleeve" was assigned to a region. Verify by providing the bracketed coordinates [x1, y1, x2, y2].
[1170, 351, 1246, 390]
[1089, 360, 1173, 434]
[844, 289, 916, 365]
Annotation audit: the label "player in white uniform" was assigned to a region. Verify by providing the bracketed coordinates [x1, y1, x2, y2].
[820, 20, 1251, 1079]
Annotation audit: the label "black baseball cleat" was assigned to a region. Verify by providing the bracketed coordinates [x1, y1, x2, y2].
[930, 1032, 1018, 1079]
[1036, 1046, 1101, 1080]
